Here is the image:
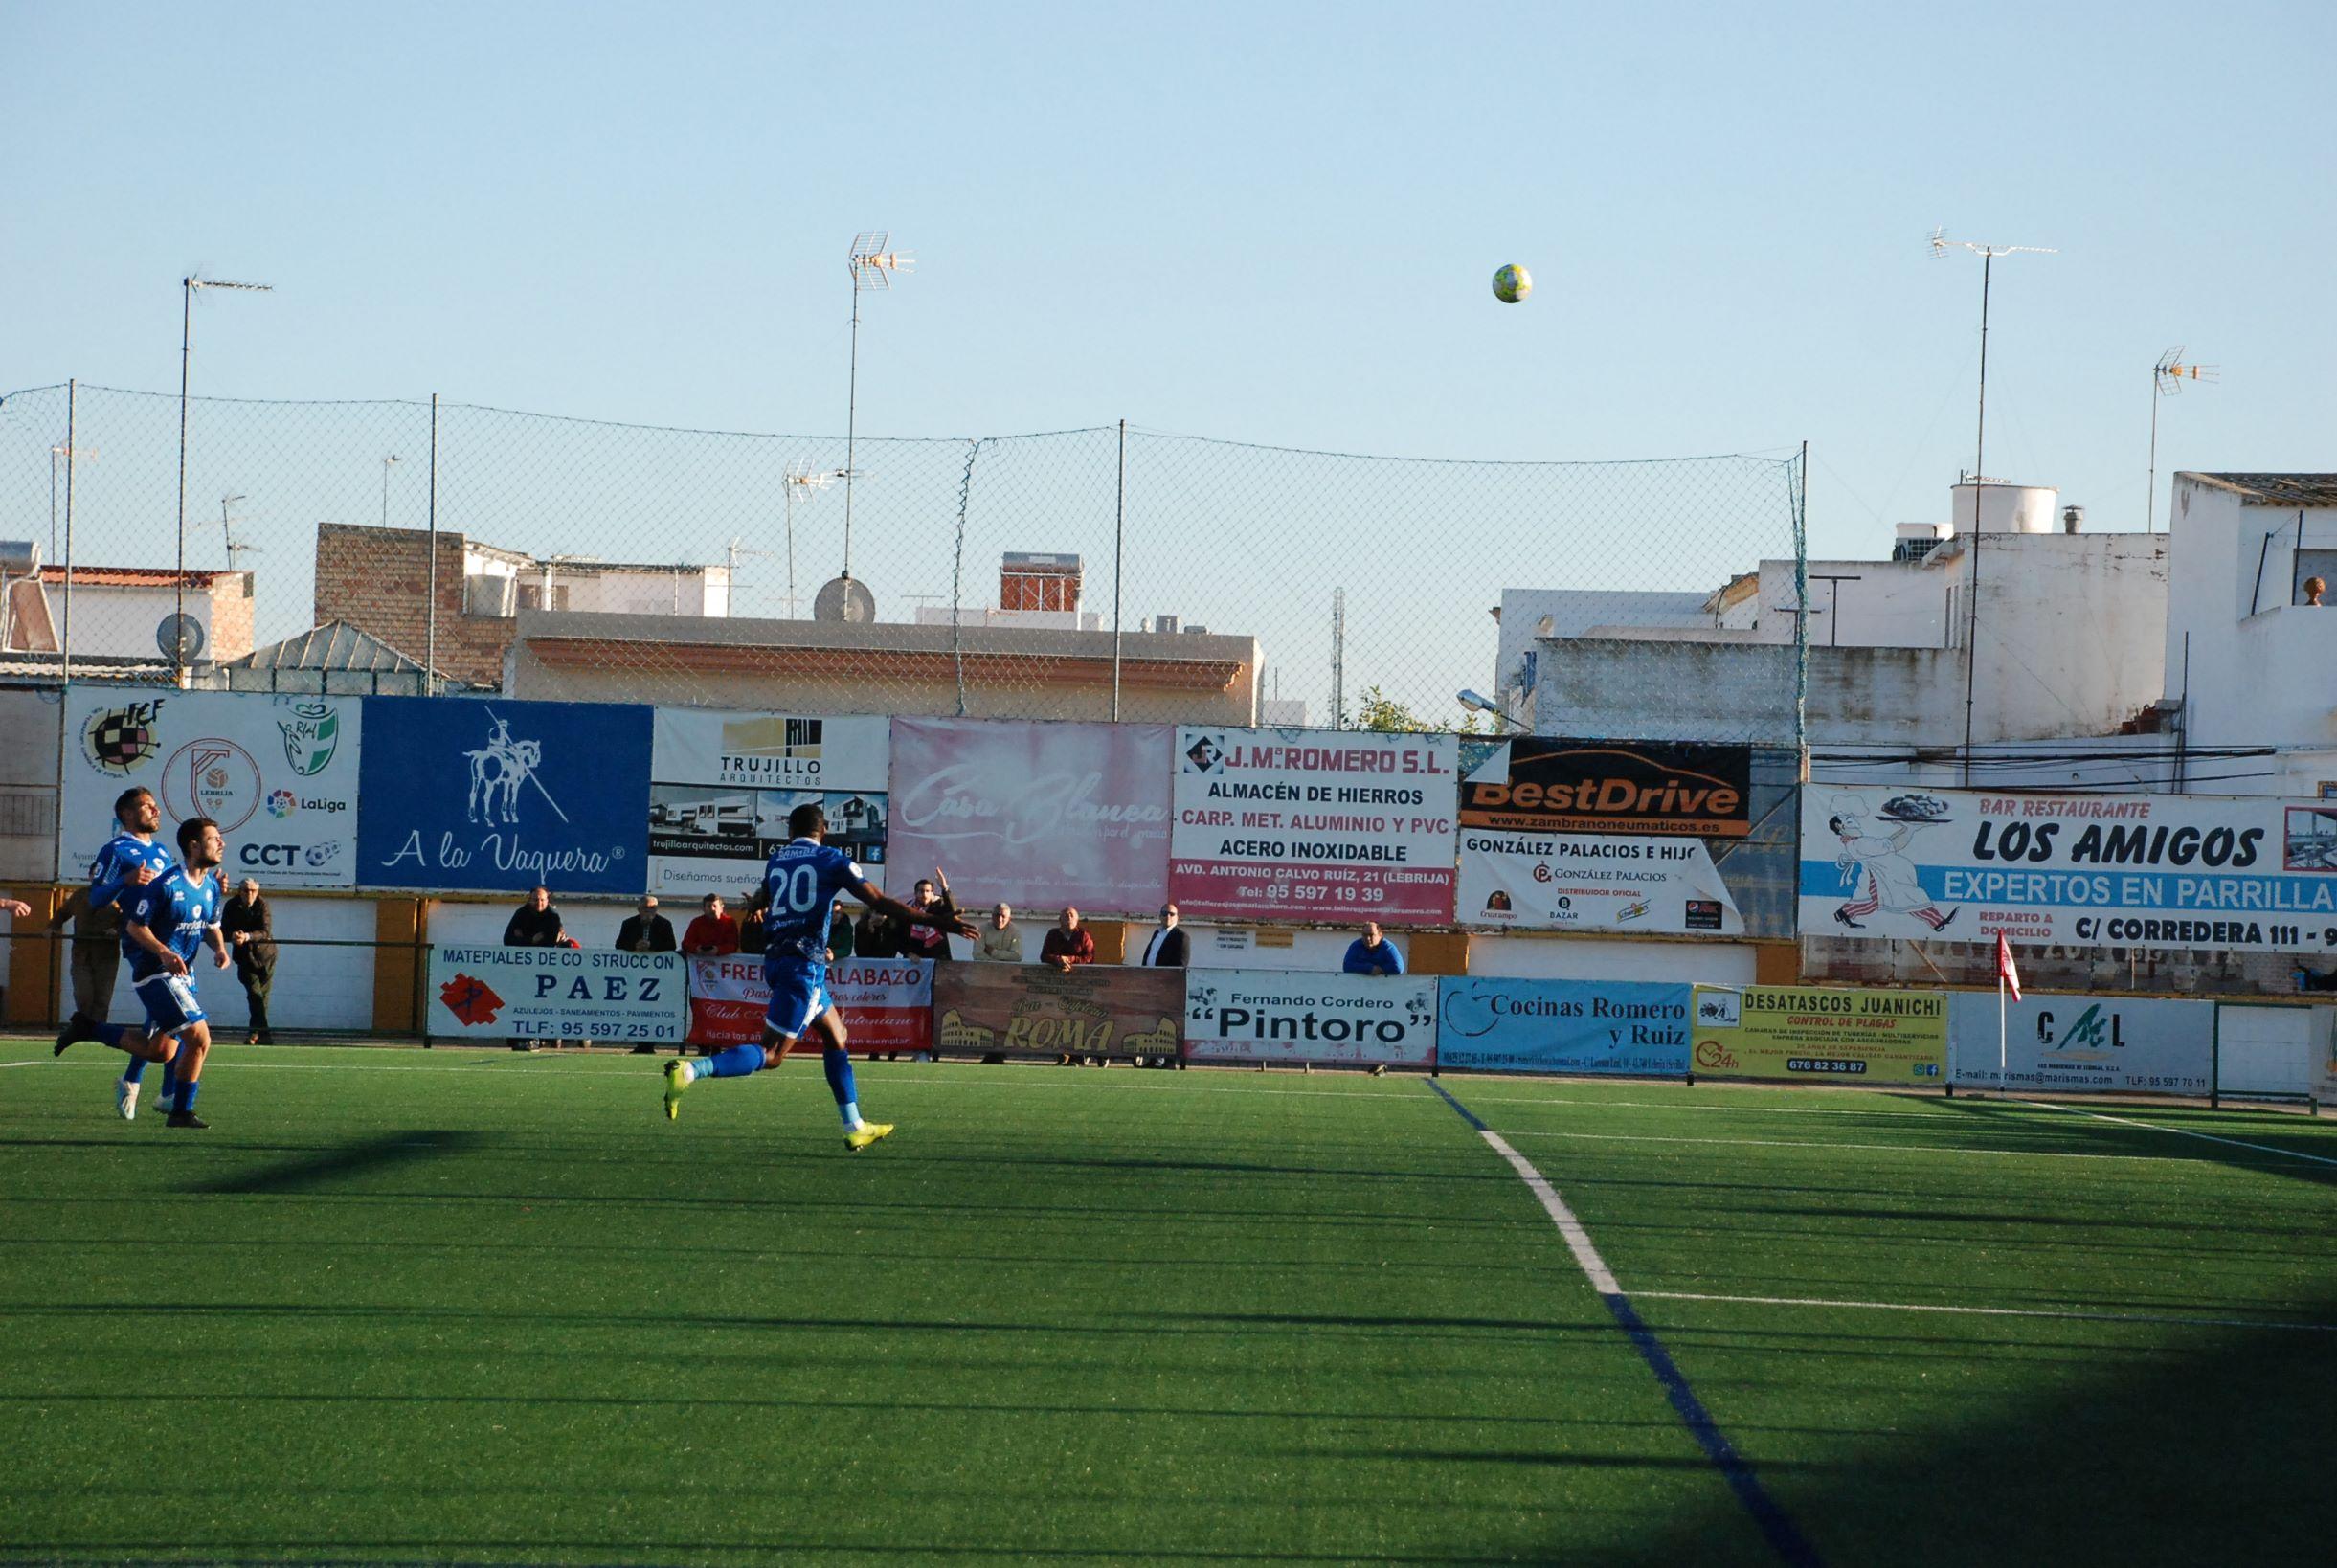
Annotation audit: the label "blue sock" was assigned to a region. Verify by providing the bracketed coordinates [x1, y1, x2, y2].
[823, 1045, 859, 1120]
[176, 1080, 200, 1115]
[700, 1043, 764, 1079]
[94, 1021, 127, 1049]
[120, 1056, 146, 1084]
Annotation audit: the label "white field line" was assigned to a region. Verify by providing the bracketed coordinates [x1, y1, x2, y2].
[2024, 1096, 2337, 1171]
[1635, 1289, 2337, 1335]
[1480, 1129, 1621, 1294]
[1495, 1125, 2259, 1166]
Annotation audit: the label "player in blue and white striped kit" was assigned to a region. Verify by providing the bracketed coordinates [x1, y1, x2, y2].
[55, 787, 181, 1119]
[663, 801, 973, 1150]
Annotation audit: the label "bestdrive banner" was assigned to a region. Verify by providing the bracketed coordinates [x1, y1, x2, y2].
[1801, 787, 2337, 955]
[685, 956, 933, 1052]
[1690, 985, 1946, 1083]
[1456, 738, 1749, 934]
[1171, 728, 1457, 925]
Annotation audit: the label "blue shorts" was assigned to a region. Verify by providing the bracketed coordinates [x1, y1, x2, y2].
[763, 959, 832, 1040]
[134, 971, 206, 1036]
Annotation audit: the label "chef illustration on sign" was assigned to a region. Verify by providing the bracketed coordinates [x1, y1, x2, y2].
[1824, 793, 1961, 932]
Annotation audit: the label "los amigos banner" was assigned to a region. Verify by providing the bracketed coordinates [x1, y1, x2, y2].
[1801, 787, 2337, 955]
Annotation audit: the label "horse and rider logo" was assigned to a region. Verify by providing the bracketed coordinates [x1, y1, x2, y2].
[464, 712, 570, 825]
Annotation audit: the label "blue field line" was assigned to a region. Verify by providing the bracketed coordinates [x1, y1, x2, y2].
[1427, 1078, 1823, 1568]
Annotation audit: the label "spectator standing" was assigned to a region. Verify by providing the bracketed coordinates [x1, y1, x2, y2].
[617, 895, 677, 952]
[48, 886, 122, 1031]
[899, 876, 956, 964]
[504, 885, 565, 1051]
[682, 894, 740, 957]
[219, 878, 280, 1045]
[976, 903, 1023, 963]
[855, 903, 901, 960]
[1137, 904, 1189, 968]
[1342, 921, 1405, 976]
[826, 907, 854, 962]
[739, 886, 769, 955]
[1041, 908, 1095, 973]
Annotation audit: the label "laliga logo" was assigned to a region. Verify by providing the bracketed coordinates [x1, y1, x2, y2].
[266, 789, 297, 818]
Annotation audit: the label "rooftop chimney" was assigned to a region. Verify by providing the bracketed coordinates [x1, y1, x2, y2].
[1000, 551, 1082, 613]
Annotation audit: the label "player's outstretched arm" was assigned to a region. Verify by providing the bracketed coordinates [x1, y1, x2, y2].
[855, 880, 977, 941]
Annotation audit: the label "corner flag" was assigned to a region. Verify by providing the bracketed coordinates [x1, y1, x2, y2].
[1995, 933, 2022, 1002]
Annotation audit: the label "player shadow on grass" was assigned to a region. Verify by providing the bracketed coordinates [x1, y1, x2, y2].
[193, 1130, 499, 1195]
[1926, 1094, 2337, 1191]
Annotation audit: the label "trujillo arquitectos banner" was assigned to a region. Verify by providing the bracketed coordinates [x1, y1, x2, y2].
[1456, 738, 1749, 935]
[60, 688, 364, 889]
[931, 963, 1182, 1060]
[1170, 728, 1458, 925]
[1181, 970, 1439, 1066]
[1690, 984, 1947, 1084]
[1944, 991, 2213, 1094]
[427, 946, 685, 1044]
[1436, 977, 1692, 1077]
[1800, 786, 2337, 955]
[685, 955, 933, 1053]
[649, 710, 890, 899]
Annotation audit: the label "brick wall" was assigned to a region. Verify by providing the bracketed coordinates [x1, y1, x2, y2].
[207, 571, 256, 662]
[313, 524, 512, 688]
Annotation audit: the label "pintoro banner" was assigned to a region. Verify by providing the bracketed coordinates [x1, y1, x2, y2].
[1690, 985, 1946, 1085]
[1800, 786, 2337, 955]
[427, 946, 685, 1044]
[685, 955, 933, 1052]
[1183, 969, 1439, 1066]
[1170, 727, 1458, 925]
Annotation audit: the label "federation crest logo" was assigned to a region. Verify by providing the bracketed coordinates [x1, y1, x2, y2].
[266, 789, 297, 818]
[162, 738, 262, 832]
[82, 701, 167, 776]
[277, 702, 341, 777]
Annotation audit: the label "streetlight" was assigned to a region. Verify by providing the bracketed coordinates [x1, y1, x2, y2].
[843, 231, 911, 581]
[176, 273, 273, 684]
[1457, 689, 1524, 730]
[381, 455, 401, 527]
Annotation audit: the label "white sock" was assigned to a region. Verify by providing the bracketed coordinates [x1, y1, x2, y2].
[677, 1061, 696, 1086]
[840, 1101, 863, 1131]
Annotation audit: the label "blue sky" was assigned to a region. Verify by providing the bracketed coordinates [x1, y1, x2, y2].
[3, 0, 2331, 697]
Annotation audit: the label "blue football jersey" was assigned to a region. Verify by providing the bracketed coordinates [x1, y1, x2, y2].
[119, 867, 222, 981]
[760, 839, 865, 964]
[89, 832, 178, 912]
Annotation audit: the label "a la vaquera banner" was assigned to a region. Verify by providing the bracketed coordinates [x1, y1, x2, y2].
[1182, 970, 1439, 1066]
[1801, 787, 2337, 955]
[1170, 727, 1458, 925]
[427, 946, 685, 1043]
[649, 711, 889, 898]
[1435, 977, 1692, 1076]
[685, 955, 933, 1052]
[1691, 984, 1946, 1084]
[358, 698, 651, 895]
[60, 688, 363, 889]
[1945, 992, 2212, 1094]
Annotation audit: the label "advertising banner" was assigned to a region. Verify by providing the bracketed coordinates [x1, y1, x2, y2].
[1800, 787, 2337, 955]
[1690, 985, 1947, 1084]
[1436, 977, 1692, 1077]
[888, 719, 1172, 914]
[931, 963, 1182, 1060]
[358, 698, 651, 895]
[1170, 728, 1458, 925]
[1944, 992, 2213, 1094]
[59, 688, 363, 889]
[1182, 969, 1439, 1066]
[427, 945, 685, 1043]
[1456, 831, 1743, 935]
[1459, 738, 1754, 838]
[685, 955, 933, 1052]
[649, 710, 889, 899]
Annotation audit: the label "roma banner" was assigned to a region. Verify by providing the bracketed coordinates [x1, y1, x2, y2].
[1800, 786, 2337, 956]
[427, 946, 685, 1044]
[59, 688, 363, 889]
[1183, 969, 1439, 1066]
[685, 955, 933, 1053]
[1944, 991, 2213, 1094]
[931, 963, 1181, 1060]
[1170, 727, 1457, 925]
[888, 719, 1171, 915]
[649, 710, 890, 899]
[1690, 985, 1946, 1084]
[1436, 977, 1692, 1077]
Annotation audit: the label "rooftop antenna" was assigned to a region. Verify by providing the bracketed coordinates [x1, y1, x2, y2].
[2148, 347, 2216, 534]
[177, 272, 272, 684]
[842, 231, 911, 582]
[219, 493, 260, 569]
[1331, 587, 1347, 729]
[48, 437, 96, 566]
[782, 459, 845, 618]
[1929, 228, 2053, 786]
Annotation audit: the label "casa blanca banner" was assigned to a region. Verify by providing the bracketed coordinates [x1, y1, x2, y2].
[649, 710, 890, 899]
[59, 688, 363, 889]
[1945, 991, 2213, 1095]
[358, 698, 651, 895]
[1801, 787, 2337, 956]
[1435, 977, 1693, 1077]
[1182, 970, 1440, 1066]
[427, 946, 685, 1043]
[1170, 728, 1458, 925]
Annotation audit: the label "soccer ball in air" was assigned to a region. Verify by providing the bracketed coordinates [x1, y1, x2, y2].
[1492, 264, 1532, 304]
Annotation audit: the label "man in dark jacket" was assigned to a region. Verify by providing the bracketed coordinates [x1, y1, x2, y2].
[1136, 903, 1189, 968]
[219, 877, 279, 1044]
[616, 894, 676, 953]
[504, 886, 564, 1049]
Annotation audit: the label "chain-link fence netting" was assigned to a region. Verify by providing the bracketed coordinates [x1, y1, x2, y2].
[0, 382, 1806, 740]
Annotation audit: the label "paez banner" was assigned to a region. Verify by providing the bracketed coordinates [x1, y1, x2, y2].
[685, 955, 933, 1053]
[888, 719, 1172, 915]
[358, 698, 651, 895]
[1456, 830, 1743, 935]
[1800, 787, 2337, 955]
[931, 963, 1182, 1060]
[1459, 738, 1753, 838]
[1183, 970, 1438, 1066]
[1690, 985, 1946, 1084]
[1945, 991, 2213, 1094]
[1436, 977, 1692, 1077]
[1171, 728, 1458, 925]
[649, 711, 889, 898]
[59, 688, 363, 889]
[427, 946, 685, 1043]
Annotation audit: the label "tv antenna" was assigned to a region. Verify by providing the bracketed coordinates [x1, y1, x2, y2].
[2147, 348, 2216, 533]
[219, 493, 260, 568]
[783, 459, 845, 618]
[176, 272, 272, 685]
[843, 231, 911, 584]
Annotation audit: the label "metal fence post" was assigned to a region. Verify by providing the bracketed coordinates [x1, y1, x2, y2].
[425, 393, 439, 695]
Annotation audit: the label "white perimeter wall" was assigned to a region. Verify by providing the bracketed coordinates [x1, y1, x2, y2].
[1467, 934, 1757, 985]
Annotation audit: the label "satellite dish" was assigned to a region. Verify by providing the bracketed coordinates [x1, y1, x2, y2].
[156, 612, 207, 661]
[812, 574, 876, 624]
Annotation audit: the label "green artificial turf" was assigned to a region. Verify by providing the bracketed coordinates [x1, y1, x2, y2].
[2, 1041, 2333, 1566]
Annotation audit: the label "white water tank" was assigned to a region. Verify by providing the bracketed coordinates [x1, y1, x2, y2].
[1949, 480, 2058, 535]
